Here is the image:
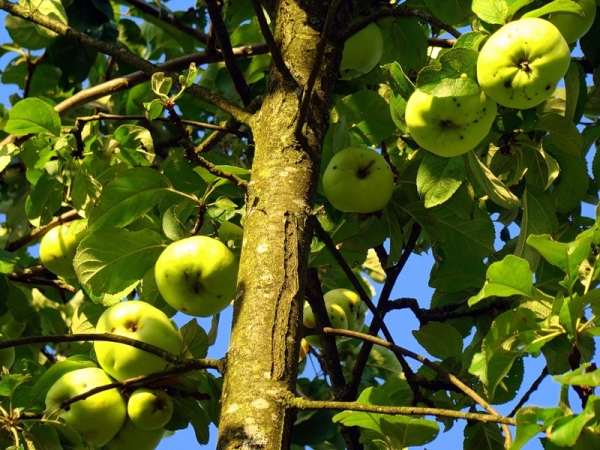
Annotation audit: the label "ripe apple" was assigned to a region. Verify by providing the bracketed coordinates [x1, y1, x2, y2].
[477, 18, 571, 109]
[405, 90, 497, 157]
[0, 333, 15, 370]
[303, 301, 349, 348]
[39, 219, 88, 279]
[323, 289, 367, 332]
[154, 236, 238, 317]
[127, 387, 174, 431]
[44, 367, 127, 447]
[548, 0, 597, 43]
[94, 301, 182, 381]
[322, 146, 395, 213]
[340, 22, 384, 80]
[105, 419, 164, 450]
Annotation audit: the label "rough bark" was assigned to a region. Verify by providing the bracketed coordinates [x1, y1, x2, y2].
[217, 1, 355, 448]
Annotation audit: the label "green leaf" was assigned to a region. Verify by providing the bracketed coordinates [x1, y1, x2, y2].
[380, 18, 428, 75]
[464, 422, 504, 450]
[24, 173, 63, 227]
[144, 98, 164, 120]
[553, 362, 600, 386]
[454, 31, 489, 50]
[22, 424, 63, 450]
[521, 0, 585, 19]
[74, 228, 165, 296]
[510, 406, 565, 450]
[416, 153, 465, 208]
[331, 91, 396, 145]
[535, 114, 584, 157]
[416, 49, 481, 97]
[171, 397, 210, 444]
[564, 61, 587, 124]
[381, 62, 414, 100]
[547, 396, 600, 447]
[470, 308, 555, 400]
[4, 98, 61, 136]
[520, 140, 560, 191]
[180, 318, 208, 359]
[412, 322, 463, 360]
[151, 72, 172, 98]
[424, 0, 473, 25]
[471, 0, 510, 24]
[88, 167, 182, 232]
[113, 125, 155, 167]
[467, 152, 521, 209]
[333, 387, 439, 447]
[469, 255, 546, 306]
[5, 0, 67, 50]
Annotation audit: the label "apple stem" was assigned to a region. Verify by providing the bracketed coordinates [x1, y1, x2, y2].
[357, 159, 376, 179]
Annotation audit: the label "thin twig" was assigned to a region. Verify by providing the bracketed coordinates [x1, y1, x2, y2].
[6, 210, 80, 252]
[124, 0, 208, 44]
[0, 0, 252, 124]
[205, 0, 252, 106]
[295, 0, 342, 136]
[251, 0, 294, 83]
[288, 395, 515, 426]
[509, 366, 549, 418]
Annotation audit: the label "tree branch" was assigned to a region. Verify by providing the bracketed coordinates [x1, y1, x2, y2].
[123, 0, 208, 44]
[319, 326, 513, 445]
[5, 210, 80, 252]
[251, 0, 294, 82]
[288, 396, 515, 426]
[0, 0, 252, 124]
[509, 366, 549, 418]
[205, 0, 252, 106]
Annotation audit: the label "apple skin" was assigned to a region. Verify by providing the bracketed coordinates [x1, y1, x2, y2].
[322, 146, 395, 213]
[405, 90, 497, 157]
[303, 301, 348, 348]
[340, 22, 384, 80]
[323, 289, 367, 332]
[127, 387, 174, 431]
[477, 18, 571, 109]
[39, 219, 88, 279]
[105, 419, 164, 450]
[154, 236, 238, 317]
[548, 0, 597, 43]
[94, 301, 182, 381]
[0, 333, 15, 370]
[44, 367, 127, 447]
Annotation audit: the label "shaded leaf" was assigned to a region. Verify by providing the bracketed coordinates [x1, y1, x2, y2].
[417, 153, 465, 208]
[4, 98, 61, 136]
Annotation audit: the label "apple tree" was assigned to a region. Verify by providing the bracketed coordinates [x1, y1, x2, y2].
[0, 0, 599, 449]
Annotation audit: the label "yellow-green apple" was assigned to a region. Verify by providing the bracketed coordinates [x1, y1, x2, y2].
[94, 301, 182, 381]
[322, 146, 395, 213]
[39, 219, 87, 279]
[405, 90, 497, 157]
[154, 236, 238, 317]
[548, 0, 597, 43]
[0, 333, 14, 370]
[105, 419, 164, 450]
[477, 18, 571, 109]
[303, 301, 349, 348]
[324, 289, 368, 332]
[127, 387, 174, 431]
[340, 22, 384, 80]
[44, 367, 127, 447]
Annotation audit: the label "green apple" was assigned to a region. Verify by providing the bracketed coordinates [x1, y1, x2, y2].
[548, 0, 597, 43]
[39, 219, 88, 279]
[44, 367, 127, 447]
[127, 387, 174, 431]
[405, 90, 497, 157]
[105, 419, 164, 450]
[154, 236, 238, 317]
[322, 146, 395, 213]
[94, 301, 182, 381]
[303, 301, 349, 348]
[340, 22, 384, 80]
[323, 289, 367, 332]
[0, 333, 15, 370]
[477, 18, 571, 109]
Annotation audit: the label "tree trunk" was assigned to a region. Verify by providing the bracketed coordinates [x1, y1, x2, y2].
[217, 1, 355, 448]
